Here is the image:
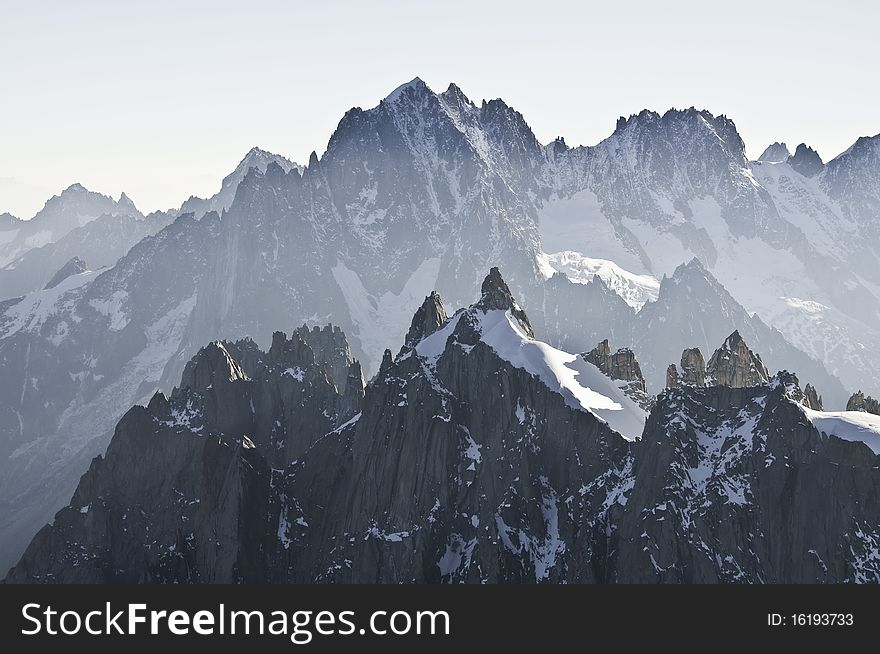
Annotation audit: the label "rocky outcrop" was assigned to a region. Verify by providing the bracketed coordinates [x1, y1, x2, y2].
[788, 143, 824, 177]
[404, 292, 448, 347]
[667, 332, 770, 390]
[680, 348, 707, 386]
[804, 383, 823, 411]
[583, 340, 645, 390]
[665, 347, 706, 388]
[665, 364, 680, 389]
[847, 391, 880, 415]
[43, 256, 87, 289]
[706, 331, 770, 388]
[477, 267, 534, 337]
[294, 323, 364, 395]
[583, 339, 652, 410]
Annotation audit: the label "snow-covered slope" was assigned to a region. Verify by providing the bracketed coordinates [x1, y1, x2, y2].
[539, 251, 659, 309]
[481, 309, 647, 439]
[802, 407, 880, 455]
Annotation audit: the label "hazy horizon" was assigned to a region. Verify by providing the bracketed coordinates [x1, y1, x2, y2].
[2, 0, 878, 217]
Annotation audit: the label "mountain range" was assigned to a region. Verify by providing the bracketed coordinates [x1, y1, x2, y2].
[1, 78, 878, 575]
[7, 269, 879, 583]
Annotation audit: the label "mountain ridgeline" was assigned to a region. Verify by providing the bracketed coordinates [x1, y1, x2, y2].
[1, 78, 878, 575]
[8, 269, 880, 584]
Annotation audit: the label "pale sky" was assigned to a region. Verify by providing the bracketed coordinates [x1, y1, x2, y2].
[1, 0, 878, 218]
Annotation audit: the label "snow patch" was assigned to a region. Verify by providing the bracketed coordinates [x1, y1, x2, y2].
[802, 407, 880, 455]
[0, 270, 97, 337]
[332, 257, 441, 374]
[283, 367, 305, 381]
[478, 310, 647, 440]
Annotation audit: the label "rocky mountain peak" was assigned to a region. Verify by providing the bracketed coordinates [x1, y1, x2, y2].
[665, 347, 706, 388]
[758, 142, 791, 163]
[803, 383, 824, 411]
[440, 82, 472, 108]
[178, 147, 298, 218]
[550, 136, 568, 155]
[179, 341, 249, 394]
[583, 339, 646, 391]
[268, 330, 318, 369]
[846, 390, 880, 415]
[666, 332, 770, 390]
[477, 266, 518, 309]
[788, 143, 824, 177]
[660, 258, 713, 294]
[706, 330, 770, 387]
[237, 146, 297, 174]
[681, 347, 707, 386]
[583, 339, 651, 409]
[292, 324, 362, 394]
[772, 371, 822, 410]
[405, 291, 449, 347]
[43, 256, 87, 289]
[382, 77, 430, 105]
[610, 108, 746, 161]
[476, 267, 534, 337]
[117, 192, 138, 213]
[378, 348, 394, 376]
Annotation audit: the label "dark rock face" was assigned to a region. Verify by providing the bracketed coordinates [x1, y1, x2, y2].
[43, 256, 88, 289]
[583, 340, 651, 410]
[706, 330, 770, 387]
[294, 324, 364, 395]
[404, 292, 448, 347]
[477, 266, 534, 338]
[286, 317, 631, 583]
[5, 328, 363, 583]
[610, 373, 880, 583]
[680, 348, 707, 387]
[847, 391, 880, 415]
[821, 134, 880, 244]
[8, 271, 880, 584]
[583, 340, 645, 390]
[804, 384, 823, 411]
[666, 364, 680, 389]
[667, 332, 770, 390]
[8, 271, 635, 583]
[788, 143, 825, 178]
